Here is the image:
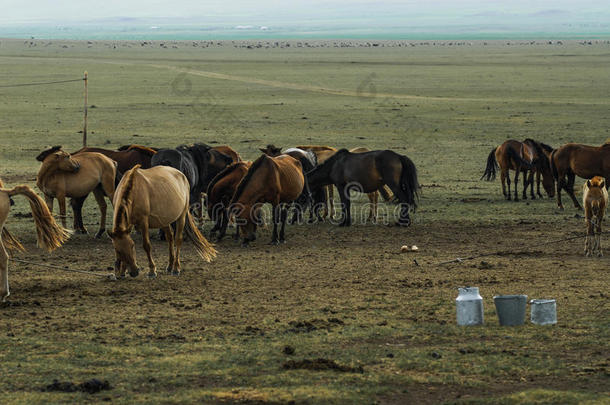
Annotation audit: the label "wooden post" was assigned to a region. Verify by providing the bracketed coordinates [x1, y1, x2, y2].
[83, 71, 88, 147]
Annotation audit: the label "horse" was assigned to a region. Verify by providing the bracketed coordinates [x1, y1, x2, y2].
[73, 145, 156, 175]
[206, 161, 252, 241]
[230, 154, 304, 246]
[259, 145, 318, 223]
[583, 176, 608, 257]
[212, 145, 241, 163]
[152, 143, 233, 213]
[481, 140, 535, 201]
[0, 178, 70, 301]
[550, 142, 610, 210]
[108, 165, 216, 279]
[306, 149, 419, 227]
[36, 146, 117, 238]
[296, 145, 338, 219]
[522, 139, 555, 199]
[350, 147, 395, 222]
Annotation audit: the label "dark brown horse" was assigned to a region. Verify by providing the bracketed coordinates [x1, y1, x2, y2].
[550, 142, 610, 210]
[522, 139, 555, 199]
[230, 154, 304, 246]
[73, 145, 156, 175]
[207, 161, 252, 241]
[481, 140, 535, 201]
[306, 149, 419, 226]
[212, 145, 241, 163]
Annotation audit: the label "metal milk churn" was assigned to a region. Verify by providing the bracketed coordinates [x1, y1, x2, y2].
[456, 287, 484, 326]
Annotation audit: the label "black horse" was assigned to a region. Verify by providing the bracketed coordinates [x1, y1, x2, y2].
[151, 143, 233, 209]
[307, 149, 419, 226]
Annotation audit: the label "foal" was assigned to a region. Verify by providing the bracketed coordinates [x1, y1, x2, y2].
[583, 176, 608, 257]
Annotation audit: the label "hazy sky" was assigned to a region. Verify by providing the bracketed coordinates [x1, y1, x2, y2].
[1, 0, 608, 24]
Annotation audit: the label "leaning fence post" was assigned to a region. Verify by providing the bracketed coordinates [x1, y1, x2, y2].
[83, 71, 88, 147]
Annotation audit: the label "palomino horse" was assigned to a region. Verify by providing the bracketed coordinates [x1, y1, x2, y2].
[583, 176, 608, 257]
[207, 161, 252, 241]
[108, 165, 216, 279]
[230, 154, 304, 246]
[481, 140, 535, 201]
[0, 178, 70, 301]
[36, 146, 116, 237]
[550, 142, 610, 210]
[522, 139, 555, 199]
[307, 149, 419, 226]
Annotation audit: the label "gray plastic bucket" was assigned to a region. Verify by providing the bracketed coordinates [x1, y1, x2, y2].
[530, 299, 557, 325]
[493, 295, 527, 326]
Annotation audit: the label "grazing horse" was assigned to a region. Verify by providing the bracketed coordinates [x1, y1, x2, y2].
[550, 142, 610, 210]
[73, 145, 156, 175]
[230, 154, 304, 246]
[108, 165, 216, 279]
[582, 176, 608, 257]
[307, 149, 419, 227]
[1, 178, 70, 301]
[36, 146, 116, 237]
[583, 176, 608, 257]
[522, 139, 555, 199]
[259, 145, 318, 223]
[481, 140, 534, 201]
[207, 161, 252, 241]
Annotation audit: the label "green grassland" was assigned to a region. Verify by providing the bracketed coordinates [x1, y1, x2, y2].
[0, 38, 608, 404]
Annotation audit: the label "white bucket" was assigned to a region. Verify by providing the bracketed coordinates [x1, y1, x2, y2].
[530, 299, 557, 325]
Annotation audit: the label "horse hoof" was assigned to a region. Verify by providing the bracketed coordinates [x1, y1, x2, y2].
[270, 240, 279, 246]
[148, 272, 157, 279]
[241, 242, 249, 248]
[172, 270, 180, 276]
[95, 230, 104, 239]
[129, 269, 140, 278]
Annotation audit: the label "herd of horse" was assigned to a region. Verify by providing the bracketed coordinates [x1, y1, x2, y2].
[0, 138, 608, 301]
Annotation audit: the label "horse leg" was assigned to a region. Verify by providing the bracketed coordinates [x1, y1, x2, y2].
[585, 215, 594, 257]
[70, 196, 87, 234]
[172, 213, 186, 275]
[566, 173, 582, 210]
[93, 188, 107, 238]
[328, 186, 335, 219]
[217, 209, 229, 241]
[526, 170, 534, 200]
[504, 170, 512, 200]
[57, 194, 68, 230]
[140, 221, 156, 279]
[556, 174, 565, 210]
[513, 167, 520, 201]
[536, 170, 543, 198]
[596, 214, 603, 257]
[279, 203, 288, 243]
[338, 184, 351, 226]
[0, 242, 9, 302]
[271, 204, 280, 244]
[163, 226, 175, 274]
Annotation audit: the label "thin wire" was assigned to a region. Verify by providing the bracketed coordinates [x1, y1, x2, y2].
[11, 258, 116, 280]
[0, 78, 84, 88]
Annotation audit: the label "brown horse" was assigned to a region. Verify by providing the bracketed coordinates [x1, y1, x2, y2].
[207, 161, 252, 241]
[108, 165, 216, 279]
[297, 145, 338, 219]
[481, 140, 535, 201]
[522, 139, 555, 199]
[550, 142, 610, 210]
[73, 145, 156, 174]
[1, 178, 70, 301]
[583, 176, 608, 257]
[36, 146, 116, 238]
[212, 145, 241, 163]
[230, 154, 304, 246]
[350, 147, 395, 222]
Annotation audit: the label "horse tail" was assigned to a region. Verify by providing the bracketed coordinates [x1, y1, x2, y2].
[1, 228, 25, 254]
[398, 155, 420, 209]
[550, 149, 559, 181]
[184, 210, 217, 262]
[5, 186, 70, 251]
[481, 147, 498, 181]
[379, 185, 394, 202]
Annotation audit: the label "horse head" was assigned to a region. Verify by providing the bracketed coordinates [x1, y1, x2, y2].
[36, 146, 81, 173]
[260, 144, 282, 156]
[107, 229, 140, 278]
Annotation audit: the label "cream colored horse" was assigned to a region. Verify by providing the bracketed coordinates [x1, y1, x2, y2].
[0, 178, 70, 301]
[108, 165, 216, 279]
[583, 176, 608, 257]
[36, 146, 116, 238]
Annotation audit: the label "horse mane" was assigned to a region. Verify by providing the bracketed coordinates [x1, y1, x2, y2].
[524, 139, 553, 168]
[36, 145, 62, 162]
[125, 145, 157, 156]
[114, 165, 141, 232]
[231, 155, 268, 204]
[206, 162, 246, 195]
